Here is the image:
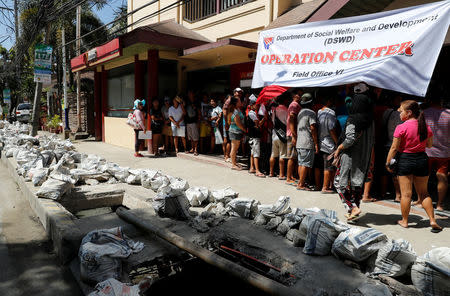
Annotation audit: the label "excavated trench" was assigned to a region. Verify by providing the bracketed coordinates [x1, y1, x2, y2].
[126, 238, 295, 295]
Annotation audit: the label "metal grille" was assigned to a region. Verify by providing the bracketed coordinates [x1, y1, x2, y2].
[183, 0, 254, 23]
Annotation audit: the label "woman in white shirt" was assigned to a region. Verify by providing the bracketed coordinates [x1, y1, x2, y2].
[169, 96, 187, 155]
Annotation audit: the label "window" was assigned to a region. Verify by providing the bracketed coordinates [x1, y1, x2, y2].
[183, 0, 254, 23]
[17, 103, 32, 110]
[107, 63, 135, 118]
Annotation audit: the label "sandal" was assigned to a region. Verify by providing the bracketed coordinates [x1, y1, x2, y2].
[231, 166, 242, 171]
[362, 197, 377, 203]
[430, 223, 443, 233]
[296, 186, 311, 191]
[248, 170, 256, 174]
[321, 189, 334, 194]
[278, 176, 287, 180]
[347, 212, 366, 223]
[256, 173, 266, 178]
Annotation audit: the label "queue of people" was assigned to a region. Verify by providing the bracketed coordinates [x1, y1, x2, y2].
[130, 83, 449, 230]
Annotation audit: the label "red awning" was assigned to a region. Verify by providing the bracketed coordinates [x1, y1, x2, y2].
[89, 38, 121, 67]
[70, 53, 87, 72]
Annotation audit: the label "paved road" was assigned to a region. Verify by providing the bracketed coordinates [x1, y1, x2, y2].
[75, 139, 450, 255]
[0, 162, 81, 296]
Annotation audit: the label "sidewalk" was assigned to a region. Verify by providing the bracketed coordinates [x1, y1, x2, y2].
[74, 139, 450, 255]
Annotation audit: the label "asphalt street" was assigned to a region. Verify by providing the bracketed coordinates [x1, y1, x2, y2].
[0, 162, 81, 296]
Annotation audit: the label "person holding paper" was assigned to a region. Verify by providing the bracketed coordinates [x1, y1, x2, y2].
[133, 101, 146, 157]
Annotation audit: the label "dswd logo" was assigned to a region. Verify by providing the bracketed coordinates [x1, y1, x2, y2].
[263, 37, 274, 50]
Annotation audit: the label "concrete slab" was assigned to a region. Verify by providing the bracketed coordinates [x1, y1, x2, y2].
[60, 185, 125, 213]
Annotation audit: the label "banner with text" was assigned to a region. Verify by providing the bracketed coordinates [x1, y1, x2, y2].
[252, 1, 450, 96]
[34, 45, 53, 85]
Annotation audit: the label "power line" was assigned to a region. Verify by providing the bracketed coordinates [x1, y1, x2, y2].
[64, 0, 187, 51]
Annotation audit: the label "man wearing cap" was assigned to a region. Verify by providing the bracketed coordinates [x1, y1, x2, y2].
[296, 93, 319, 191]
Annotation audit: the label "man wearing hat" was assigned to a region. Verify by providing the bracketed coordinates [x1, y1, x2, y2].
[296, 93, 319, 191]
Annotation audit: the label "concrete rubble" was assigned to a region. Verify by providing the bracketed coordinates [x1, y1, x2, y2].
[1, 120, 449, 296]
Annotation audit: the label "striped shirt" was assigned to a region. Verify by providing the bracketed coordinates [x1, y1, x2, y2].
[424, 107, 450, 158]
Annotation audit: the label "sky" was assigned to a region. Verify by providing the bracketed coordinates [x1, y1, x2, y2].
[0, 0, 124, 50]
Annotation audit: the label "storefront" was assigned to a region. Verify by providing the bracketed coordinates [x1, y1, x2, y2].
[71, 21, 257, 150]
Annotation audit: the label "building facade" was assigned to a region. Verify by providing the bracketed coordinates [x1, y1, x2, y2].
[71, 0, 449, 150]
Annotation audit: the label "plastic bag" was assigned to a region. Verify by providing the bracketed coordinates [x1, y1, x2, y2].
[79, 227, 144, 285]
[40, 150, 56, 167]
[140, 170, 160, 189]
[210, 187, 239, 205]
[50, 165, 78, 184]
[114, 167, 130, 183]
[276, 211, 303, 236]
[332, 227, 388, 262]
[185, 187, 209, 207]
[80, 154, 106, 171]
[226, 198, 260, 219]
[27, 167, 49, 186]
[168, 177, 189, 195]
[126, 169, 142, 185]
[411, 247, 450, 296]
[371, 239, 416, 277]
[152, 192, 191, 220]
[261, 196, 291, 218]
[88, 277, 153, 296]
[36, 178, 73, 200]
[303, 215, 344, 256]
[150, 175, 170, 192]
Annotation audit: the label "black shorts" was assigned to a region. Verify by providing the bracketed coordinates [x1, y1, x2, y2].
[397, 152, 429, 177]
[321, 152, 335, 171]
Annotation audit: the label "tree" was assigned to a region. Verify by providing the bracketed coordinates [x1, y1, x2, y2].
[110, 3, 127, 38]
[14, 0, 108, 135]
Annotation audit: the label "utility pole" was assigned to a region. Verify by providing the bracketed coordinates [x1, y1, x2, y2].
[14, 0, 20, 108]
[14, 0, 18, 41]
[31, 26, 51, 137]
[75, 4, 82, 132]
[62, 26, 69, 131]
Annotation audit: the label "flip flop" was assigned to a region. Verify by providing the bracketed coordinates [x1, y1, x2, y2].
[347, 212, 366, 223]
[256, 173, 266, 178]
[321, 189, 334, 194]
[430, 223, 443, 233]
[362, 198, 377, 203]
[430, 227, 443, 233]
[231, 166, 242, 171]
[296, 187, 311, 191]
[278, 176, 287, 180]
[248, 170, 256, 174]
[268, 175, 277, 178]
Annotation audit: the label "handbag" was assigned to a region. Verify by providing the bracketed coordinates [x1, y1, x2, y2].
[126, 112, 140, 129]
[273, 109, 287, 143]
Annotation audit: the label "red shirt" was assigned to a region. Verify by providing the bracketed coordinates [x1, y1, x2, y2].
[394, 119, 432, 153]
